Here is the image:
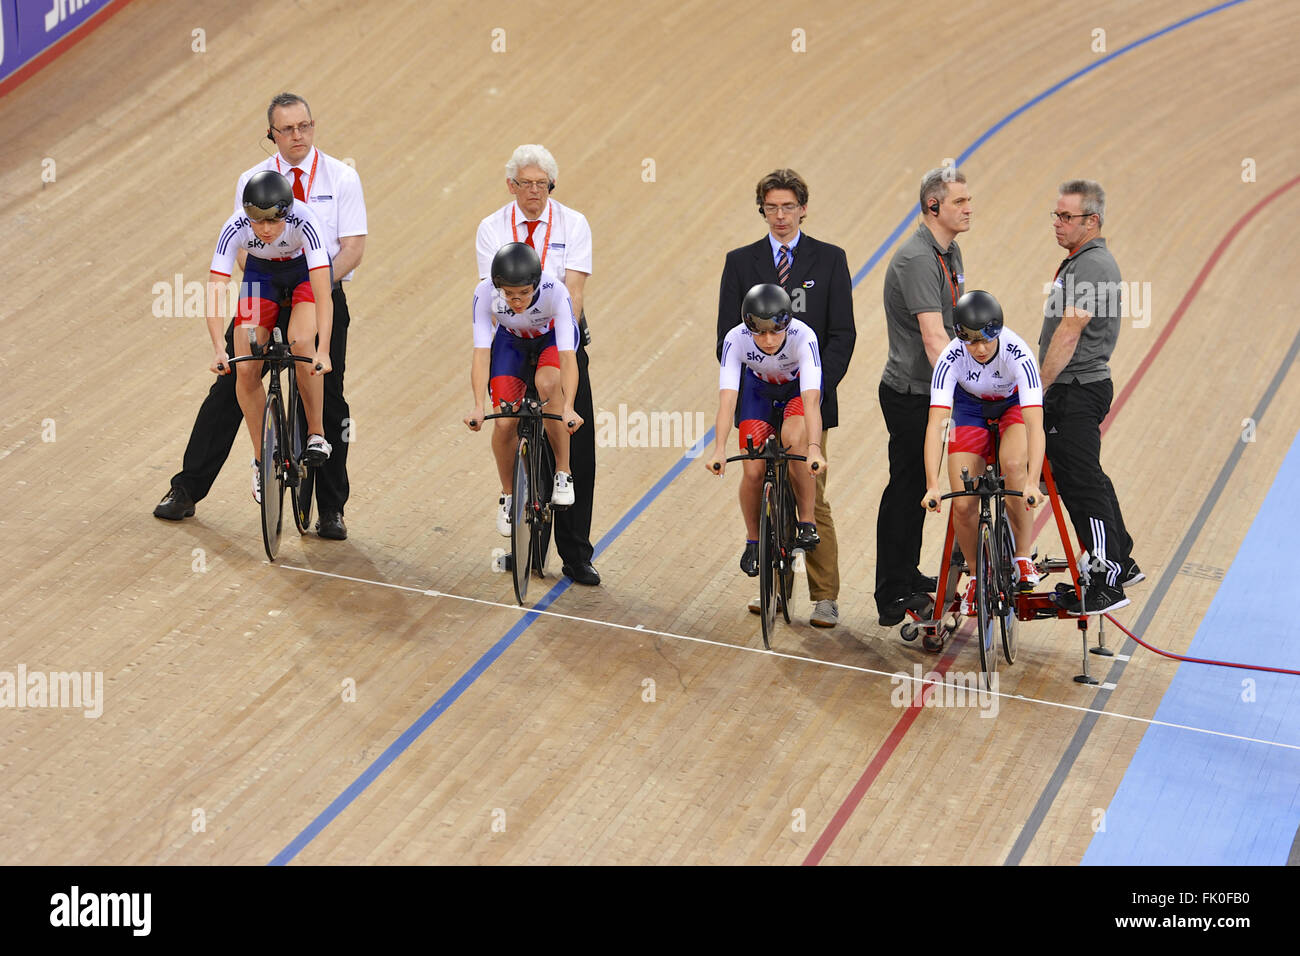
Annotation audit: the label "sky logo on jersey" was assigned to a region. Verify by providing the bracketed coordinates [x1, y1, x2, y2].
[966, 370, 981, 382]
[745, 351, 767, 363]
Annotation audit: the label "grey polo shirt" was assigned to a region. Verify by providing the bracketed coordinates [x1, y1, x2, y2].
[1039, 237, 1122, 384]
[881, 224, 963, 395]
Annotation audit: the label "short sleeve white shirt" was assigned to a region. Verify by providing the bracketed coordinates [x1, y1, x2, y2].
[475, 199, 593, 283]
[235, 146, 367, 281]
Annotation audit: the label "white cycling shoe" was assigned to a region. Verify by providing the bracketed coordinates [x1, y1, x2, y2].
[497, 495, 512, 537]
[552, 471, 575, 507]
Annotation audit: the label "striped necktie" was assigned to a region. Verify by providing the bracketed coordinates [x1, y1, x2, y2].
[777, 244, 791, 289]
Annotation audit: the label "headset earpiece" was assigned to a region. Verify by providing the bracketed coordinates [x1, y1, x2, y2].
[548, 181, 555, 192]
[928, 200, 940, 215]
[267, 129, 274, 142]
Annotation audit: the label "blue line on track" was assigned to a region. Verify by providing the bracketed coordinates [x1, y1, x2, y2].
[270, 0, 1251, 864]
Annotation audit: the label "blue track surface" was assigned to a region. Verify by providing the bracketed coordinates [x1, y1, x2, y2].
[1084, 432, 1300, 864]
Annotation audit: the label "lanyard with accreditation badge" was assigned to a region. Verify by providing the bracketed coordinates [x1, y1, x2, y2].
[510, 201, 553, 273]
[935, 250, 960, 306]
[275, 150, 319, 204]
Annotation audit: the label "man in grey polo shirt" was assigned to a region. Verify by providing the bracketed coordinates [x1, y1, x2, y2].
[1040, 178, 1139, 616]
[875, 167, 971, 626]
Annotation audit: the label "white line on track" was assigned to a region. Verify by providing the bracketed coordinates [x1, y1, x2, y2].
[279, 563, 1300, 754]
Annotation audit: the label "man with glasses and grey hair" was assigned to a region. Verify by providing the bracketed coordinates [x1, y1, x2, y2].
[154, 92, 367, 540]
[876, 165, 971, 627]
[476, 144, 599, 586]
[1040, 179, 1140, 616]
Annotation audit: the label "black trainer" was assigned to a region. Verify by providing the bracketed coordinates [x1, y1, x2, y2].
[794, 522, 820, 550]
[153, 486, 195, 520]
[1119, 559, 1145, 587]
[1056, 583, 1130, 616]
[740, 541, 759, 577]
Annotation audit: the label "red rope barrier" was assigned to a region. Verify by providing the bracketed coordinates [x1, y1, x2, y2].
[1103, 614, 1300, 676]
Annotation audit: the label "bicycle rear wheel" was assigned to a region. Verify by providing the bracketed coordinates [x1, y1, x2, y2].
[758, 481, 778, 649]
[778, 481, 797, 624]
[287, 364, 313, 535]
[997, 507, 1019, 664]
[259, 393, 285, 562]
[974, 519, 997, 690]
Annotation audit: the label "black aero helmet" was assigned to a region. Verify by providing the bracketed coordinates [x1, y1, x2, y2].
[242, 170, 294, 221]
[953, 289, 1004, 342]
[741, 283, 793, 334]
[491, 242, 542, 289]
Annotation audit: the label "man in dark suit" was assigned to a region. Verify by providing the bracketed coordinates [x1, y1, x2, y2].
[715, 169, 857, 627]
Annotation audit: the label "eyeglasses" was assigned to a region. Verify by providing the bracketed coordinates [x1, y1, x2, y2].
[762, 203, 802, 215]
[271, 121, 315, 137]
[1050, 210, 1095, 224]
[511, 178, 551, 191]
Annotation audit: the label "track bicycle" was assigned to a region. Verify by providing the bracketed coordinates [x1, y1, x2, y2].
[223, 327, 321, 561]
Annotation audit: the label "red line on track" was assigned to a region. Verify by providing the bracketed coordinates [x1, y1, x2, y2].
[803, 172, 1300, 866]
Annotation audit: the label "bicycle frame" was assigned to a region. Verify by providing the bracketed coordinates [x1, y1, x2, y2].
[482, 396, 565, 605]
[723, 434, 808, 650]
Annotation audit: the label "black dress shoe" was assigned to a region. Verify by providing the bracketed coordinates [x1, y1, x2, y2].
[877, 592, 933, 627]
[912, 573, 939, 593]
[153, 486, 194, 520]
[317, 512, 347, 540]
[562, 562, 601, 586]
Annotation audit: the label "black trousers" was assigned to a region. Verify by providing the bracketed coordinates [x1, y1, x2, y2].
[171, 285, 352, 515]
[874, 382, 929, 609]
[553, 340, 596, 566]
[1043, 379, 1133, 584]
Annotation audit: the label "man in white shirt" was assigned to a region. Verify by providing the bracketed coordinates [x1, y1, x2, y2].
[475, 145, 599, 586]
[155, 93, 367, 540]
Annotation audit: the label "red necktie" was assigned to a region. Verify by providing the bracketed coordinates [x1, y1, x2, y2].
[291, 167, 306, 202]
[523, 219, 540, 249]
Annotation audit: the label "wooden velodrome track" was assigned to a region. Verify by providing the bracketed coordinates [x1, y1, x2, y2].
[1, 0, 1298, 866]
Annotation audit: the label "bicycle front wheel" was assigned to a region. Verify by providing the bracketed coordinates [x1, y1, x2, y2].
[287, 364, 312, 535]
[997, 509, 1019, 664]
[777, 481, 797, 624]
[975, 519, 997, 691]
[510, 437, 531, 605]
[758, 481, 778, 649]
[259, 393, 285, 562]
[531, 433, 555, 579]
